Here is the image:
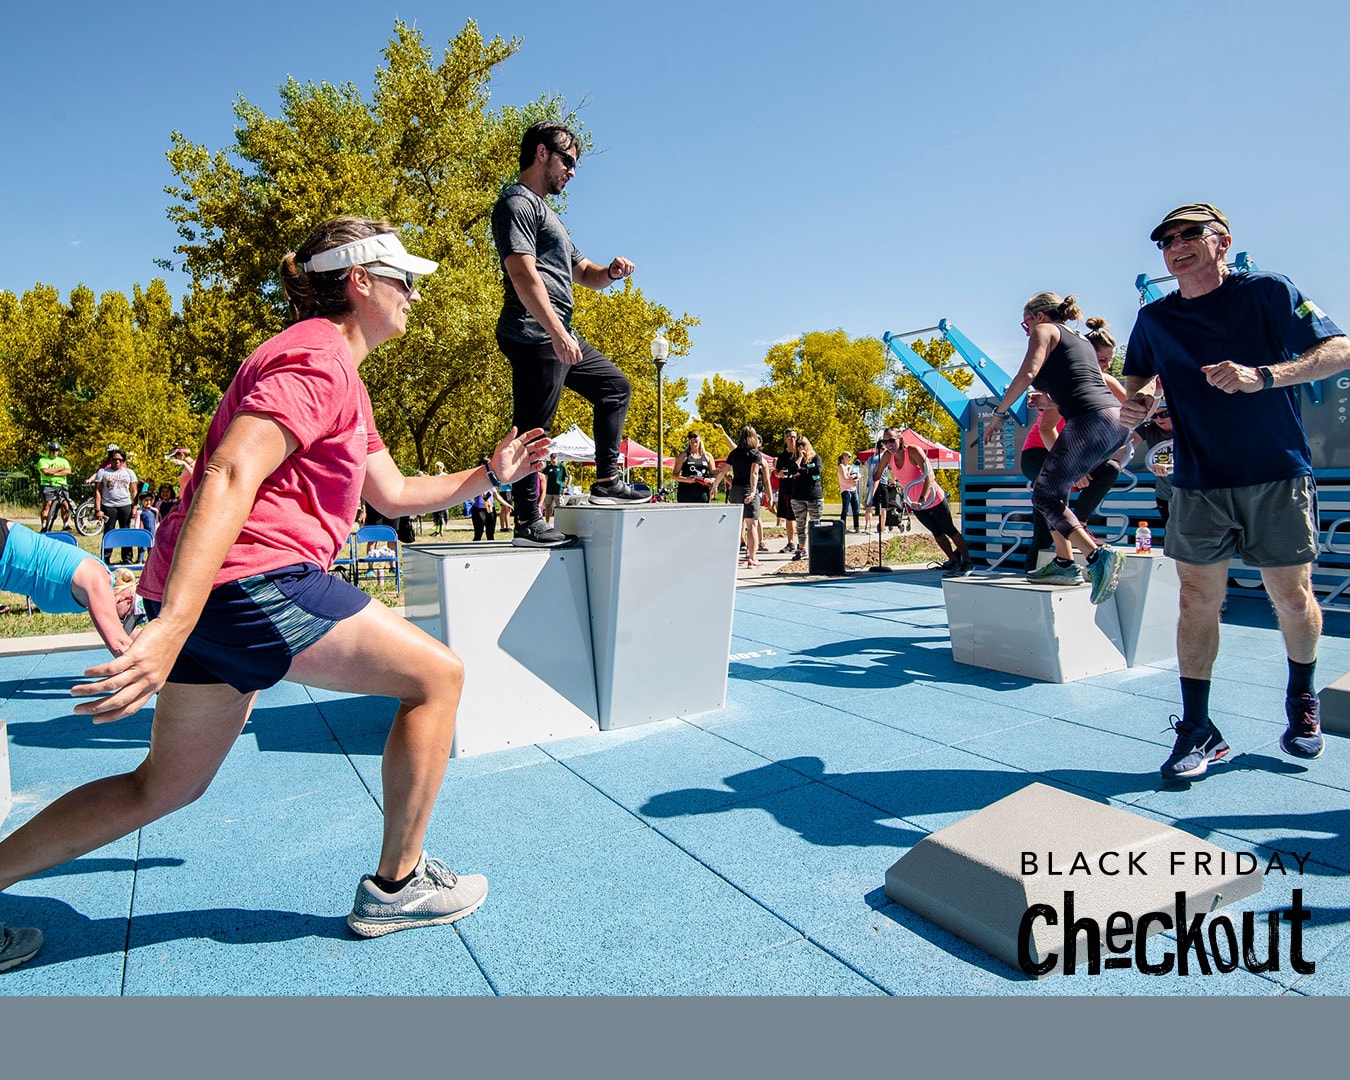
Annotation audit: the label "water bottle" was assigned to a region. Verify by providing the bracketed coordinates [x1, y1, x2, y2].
[1134, 522, 1153, 555]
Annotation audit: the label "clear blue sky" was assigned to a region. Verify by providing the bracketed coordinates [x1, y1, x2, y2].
[4, 0, 1348, 406]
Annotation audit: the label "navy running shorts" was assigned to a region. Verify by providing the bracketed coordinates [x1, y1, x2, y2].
[145, 563, 371, 693]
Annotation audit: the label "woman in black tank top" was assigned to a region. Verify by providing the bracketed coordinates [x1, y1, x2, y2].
[981, 292, 1130, 606]
[673, 432, 716, 504]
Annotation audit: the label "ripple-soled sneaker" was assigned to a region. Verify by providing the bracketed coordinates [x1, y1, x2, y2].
[347, 852, 488, 939]
[1281, 693, 1325, 759]
[0, 922, 42, 972]
[1160, 715, 1229, 780]
[1025, 560, 1085, 586]
[589, 479, 653, 505]
[1086, 544, 1124, 605]
[512, 518, 573, 548]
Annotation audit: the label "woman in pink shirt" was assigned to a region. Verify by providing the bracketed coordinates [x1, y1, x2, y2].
[0, 217, 549, 964]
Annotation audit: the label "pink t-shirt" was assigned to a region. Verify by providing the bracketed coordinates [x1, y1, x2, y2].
[140, 318, 385, 599]
[1022, 412, 1065, 452]
[891, 452, 946, 506]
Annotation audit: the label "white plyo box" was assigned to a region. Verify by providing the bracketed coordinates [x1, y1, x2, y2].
[943, 575, 1127, 682]
[403, 544, 600, 756]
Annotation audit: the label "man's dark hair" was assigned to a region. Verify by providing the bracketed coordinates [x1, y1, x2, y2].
[520, 121, 577, 171]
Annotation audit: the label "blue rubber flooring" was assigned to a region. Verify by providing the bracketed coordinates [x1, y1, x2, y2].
[4, 573, 1350, 996]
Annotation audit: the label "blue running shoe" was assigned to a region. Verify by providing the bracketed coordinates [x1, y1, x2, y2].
[1160, 715, 1229, 780]
[1086, 544, 1124, 605]
[1026, 560, 1085, 586]
[1281, 693, 1325, 759]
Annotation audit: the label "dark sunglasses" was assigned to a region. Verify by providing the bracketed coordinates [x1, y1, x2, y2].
[1154, 409, 1170, 419]
[366, 264, 417, 291]
[1156, 224, 1212, 250]
[552, 147, 577, 170]
[109, 456, 126, 463]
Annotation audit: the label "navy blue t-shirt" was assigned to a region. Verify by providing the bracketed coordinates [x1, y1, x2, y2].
[1123, 271, 1343, 489]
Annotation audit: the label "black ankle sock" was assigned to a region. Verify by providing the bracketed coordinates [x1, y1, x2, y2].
[1180, 677, 1211, 727]
[1054, 556, 1074, 568]
[371, 869, 416, 895]
[1287, 658, 1317, 698]
[1086, 548, 1100, 563]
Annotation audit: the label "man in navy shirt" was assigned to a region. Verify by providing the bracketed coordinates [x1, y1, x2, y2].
[1122, 203, 1350, 782]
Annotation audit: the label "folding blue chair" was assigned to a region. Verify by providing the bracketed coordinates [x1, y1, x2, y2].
[351, 524, 401, 593]
[43, 531, 80, 546]
[101, 528, 153, 571]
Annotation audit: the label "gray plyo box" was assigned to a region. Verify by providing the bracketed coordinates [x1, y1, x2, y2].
[1112, 553, 1179, 666]
[556, 504, 741, 729]
[1, 719, 10, 825]
[884, 782, 1264, 977]
[943, 575, 1127, 682]
[403, 544, 600, 756]
[1320, 670, 1350, 734]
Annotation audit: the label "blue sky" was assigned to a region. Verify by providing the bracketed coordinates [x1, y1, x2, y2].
[4, 0, 1348, 405]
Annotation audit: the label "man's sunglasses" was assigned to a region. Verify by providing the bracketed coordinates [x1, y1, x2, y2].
[1156, 224, 1214, 251]
[552, 147, 577, 171]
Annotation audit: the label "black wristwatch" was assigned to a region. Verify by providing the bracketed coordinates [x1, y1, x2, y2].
[1258, 365, 1275, 391]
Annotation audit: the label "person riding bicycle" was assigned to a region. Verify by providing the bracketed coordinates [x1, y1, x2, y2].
[37, 441, 72, 531]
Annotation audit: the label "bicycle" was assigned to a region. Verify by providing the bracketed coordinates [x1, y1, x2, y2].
[41, 484, 101, 536]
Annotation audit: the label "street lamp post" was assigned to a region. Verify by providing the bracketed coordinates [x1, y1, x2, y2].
[651, 330, 669, 498]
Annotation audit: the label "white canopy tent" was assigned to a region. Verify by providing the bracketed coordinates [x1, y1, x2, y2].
[549, 424, 598, 465]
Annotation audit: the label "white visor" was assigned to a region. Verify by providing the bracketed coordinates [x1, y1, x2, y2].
[302, 233, 438, 277]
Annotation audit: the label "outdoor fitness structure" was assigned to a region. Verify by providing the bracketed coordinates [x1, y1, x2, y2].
[883, 252, 1350, 610]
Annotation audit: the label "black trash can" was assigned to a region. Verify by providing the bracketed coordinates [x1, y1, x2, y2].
[808, 519, 846, 576]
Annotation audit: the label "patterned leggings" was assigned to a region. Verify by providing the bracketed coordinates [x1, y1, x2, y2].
[1031, 407, 1129, 537]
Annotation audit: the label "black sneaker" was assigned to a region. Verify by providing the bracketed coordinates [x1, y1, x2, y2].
[589, 479, 652, 505]
[1281, 693, 1325, 759]
[781, 542, 796, 554]
[1160, 716, 1229, 780]
[792, 550, 805, 562]
[512, 518, 573, 548]
[942, 560, 972, 579]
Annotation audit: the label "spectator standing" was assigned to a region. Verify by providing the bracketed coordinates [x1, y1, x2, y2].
[88, 449, 139, 564]
[673, 432, 716, 503]
[789, 435, 824, 563]
[774, 430, 800, 553]
[37, 441, 72, 531]
[714, 426, 764, 567]
[430, 462, 449, 536]
[541, 454, 569, 522]
[838, 452, 861, 532]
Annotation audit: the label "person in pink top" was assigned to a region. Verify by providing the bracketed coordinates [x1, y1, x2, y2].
[0, 217, 551, 968]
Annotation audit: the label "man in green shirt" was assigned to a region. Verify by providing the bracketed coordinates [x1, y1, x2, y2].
[37, 441, 71, 530]
[542, 454, 569, 523]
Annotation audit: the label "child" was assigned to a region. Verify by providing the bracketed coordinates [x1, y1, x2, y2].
[0, 519, 134, 654]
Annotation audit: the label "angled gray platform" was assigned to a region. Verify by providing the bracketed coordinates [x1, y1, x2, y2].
[1112, 553, 1180, 666]
[1321, 670, 1350, 734]
[403, 543, 600, 756]
[556, 503, 741, 729]
[885, 782, 1264, 977]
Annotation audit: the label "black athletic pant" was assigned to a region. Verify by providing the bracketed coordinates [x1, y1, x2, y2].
[471, 506, 495, 541]
[498, 333, 631, 527]
[1020, 452, 1122, 572]
[101, 503, 134, 563]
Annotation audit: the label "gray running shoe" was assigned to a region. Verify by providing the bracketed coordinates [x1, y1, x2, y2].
[347, 852, 488, 938]
[589, 479, 652, 505]
[1161, 716, 1229, 780]
[1086, 544, 1124, 605]
[1025, 560, 1085, 586]
[512, 518, 573, 548]
[0, 922, 42, 972]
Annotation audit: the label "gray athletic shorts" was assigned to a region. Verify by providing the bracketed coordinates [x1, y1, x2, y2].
[729, 485, 760, 520]
[1166, 476, 1317, 567]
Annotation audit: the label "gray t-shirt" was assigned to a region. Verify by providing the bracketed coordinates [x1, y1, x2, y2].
[492, 183, 583, 345]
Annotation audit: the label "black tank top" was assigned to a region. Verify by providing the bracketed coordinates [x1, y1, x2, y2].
[1032, 326, 1118, 419]
[677, 452, 714, 503]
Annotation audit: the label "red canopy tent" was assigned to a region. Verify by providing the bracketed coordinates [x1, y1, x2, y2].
[618, 437, 676, 469]
[857, 428, 960, 465]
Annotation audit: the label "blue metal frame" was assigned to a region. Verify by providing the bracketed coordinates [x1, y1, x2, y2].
[881, 320, 1027, 430]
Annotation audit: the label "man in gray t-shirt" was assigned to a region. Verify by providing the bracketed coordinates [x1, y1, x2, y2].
[491, 120, 651, 548]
